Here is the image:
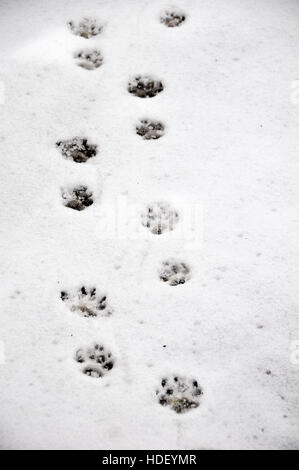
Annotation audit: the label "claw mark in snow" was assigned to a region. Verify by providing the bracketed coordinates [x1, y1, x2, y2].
[61, 286, 112, 317]
[141, 201, 179, 235]
[56, 137, 97, 163]
[159, 259, 190, 286]
[128, 76, 164, 98]
[136, 119, 165, 140]
[61, 185, 94, 211]
[75, 343, 115, 378]
[160, 11, 186, 28]
[74, 49, 103, 70]
[68, 17, 103, 38]
[156, 375, 202, 413]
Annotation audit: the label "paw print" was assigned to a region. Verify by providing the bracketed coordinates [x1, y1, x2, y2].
[61, 185, 93, 211]
[141, 201, 179, 235]
[75, 343, 115, 378]
[74, 49, 103, 70]
[128, 75, 164, 98]
[159, 259, 190, 286]
[56, 137, 97, 163]
[160, 11, 186, 28]
[61, 286, 112, 317]
[136, 119, 165, 140]
[156, 375, 202, 413]
[68, 17, 103, 38]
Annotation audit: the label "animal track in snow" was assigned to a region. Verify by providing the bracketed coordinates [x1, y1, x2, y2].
[62, 185, 93, 211]
[141, 201, 179, 235]
[128, 76, 164, 98]
[136, 119, 165, 140]
[160, 11, 186, 28]
[75, 343, 115, 378]
[159, 259, 190, 286]
[61, 286, 112, 318]
[56, 137, 97, 163]
[156, 375, 202, 413]
[68, 17, 103, 38]
[74, 49, 103, 70]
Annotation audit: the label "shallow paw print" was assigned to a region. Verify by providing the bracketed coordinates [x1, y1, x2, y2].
[128, 76, 164, 98]
[74, 49, 103, 70]
[136, 119, 165, 140]
[61, 286, 112, 318]
[159, 259, 190, 286]
[68, 17, 103, 38]
[141, 201, 179, 235]
[160, 11, 186, 27]
[75, 343, 115, 378]
[156, 375, 202, 413]
[56, 137, 97, 163]
[62, 185, 93, 211]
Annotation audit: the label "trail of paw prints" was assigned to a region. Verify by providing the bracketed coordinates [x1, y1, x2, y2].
[61, 185, 93, 211]
[136, 119, 165, 140]
[75, 343, 115, 378]
[160, 10, 186, 28]
[74, 49, 103, 70]
[56, 137, 97, 163]
[141, 201, 179, 235]
[128, 75, 164, 98]
[61, 286, 112, 318]
[68, 17, 103, 38]
[156, 375, 202, 413]
[159, 259, 190, 286]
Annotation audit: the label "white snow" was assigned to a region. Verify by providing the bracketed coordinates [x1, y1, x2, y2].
[0, 0, 298, 450]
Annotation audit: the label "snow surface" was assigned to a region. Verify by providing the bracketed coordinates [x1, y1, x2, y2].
[0, 0, 299, 450]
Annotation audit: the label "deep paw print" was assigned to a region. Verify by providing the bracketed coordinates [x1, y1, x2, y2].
[160, 11, 186, 28]
[156, 375, 202, 413]
[159, 259, 190, 286]
[61, 286, 112, 318]
[56, 137, 97, 163]
[136, 119, 165, 140]
[74, 49, 103, 70]
[75, 343, 115, 378]
[141, 201, 179, 235]
[68, 17, 103, 38]
[128, 76, 164, 98]
[62, 185, 93, 211]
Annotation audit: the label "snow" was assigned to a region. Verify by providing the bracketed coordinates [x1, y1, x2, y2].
[0, 0, 299, 450]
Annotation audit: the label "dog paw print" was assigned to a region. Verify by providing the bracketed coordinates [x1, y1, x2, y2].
[136, 119, 165, 140]
[159, 259, 190, 286]
[68, 17, 103, 38]
[75, 343, 115, 378]
[156, 375, 202, 413]
[74, 49, 103, 70]
[56, 137, 97, 163]
[128, 75, 164, 98]
[61, 286, 112, 318]
[141, 201, 179, 235]
[160, 11, 186, 28]
[62, 185, 93, 211]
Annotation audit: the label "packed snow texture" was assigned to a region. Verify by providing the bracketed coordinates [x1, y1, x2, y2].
[0, 0, 299, 450]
